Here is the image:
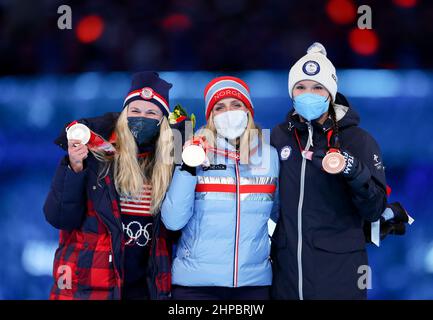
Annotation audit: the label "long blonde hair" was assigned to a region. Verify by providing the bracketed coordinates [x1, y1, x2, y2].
[93, 108, 174, 215]
[196, 110, 261, 164]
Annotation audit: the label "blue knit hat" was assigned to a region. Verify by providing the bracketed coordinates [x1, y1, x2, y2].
[123, 71, 173, 117]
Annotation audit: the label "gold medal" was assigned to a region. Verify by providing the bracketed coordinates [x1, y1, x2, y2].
[322, 151, 346, 174]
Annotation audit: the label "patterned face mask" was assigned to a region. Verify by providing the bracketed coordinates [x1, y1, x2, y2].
[127, 117, 161, 146]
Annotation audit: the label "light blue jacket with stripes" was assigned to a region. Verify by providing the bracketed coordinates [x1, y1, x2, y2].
[161, 136, 280, 287]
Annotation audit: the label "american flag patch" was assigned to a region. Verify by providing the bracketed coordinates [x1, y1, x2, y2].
[119, 185, 152, 216]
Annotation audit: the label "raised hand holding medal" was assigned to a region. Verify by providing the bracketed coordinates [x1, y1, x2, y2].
[322, 147, 346, 174]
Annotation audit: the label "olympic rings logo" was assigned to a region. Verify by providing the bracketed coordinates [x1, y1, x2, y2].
[122, 221, 152, 247]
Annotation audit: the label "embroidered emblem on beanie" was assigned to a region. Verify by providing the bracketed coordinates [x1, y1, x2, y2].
[140, 87, 154, 100]
[302, 61, 320, 76]
[123, 71, 173, 117]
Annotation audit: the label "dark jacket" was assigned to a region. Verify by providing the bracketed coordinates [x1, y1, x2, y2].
[270, 100, 387, 300]
[43, 112, 176, 300]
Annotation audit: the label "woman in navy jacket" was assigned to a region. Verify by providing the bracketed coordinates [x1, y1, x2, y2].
[43, 72, 181, 300]
[270, 43, 389, 299]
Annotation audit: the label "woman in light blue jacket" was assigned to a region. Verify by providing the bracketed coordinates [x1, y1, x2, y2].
[161, 76, 279, 300]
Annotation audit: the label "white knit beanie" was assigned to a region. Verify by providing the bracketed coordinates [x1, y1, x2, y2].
[288, 42, 338, 101]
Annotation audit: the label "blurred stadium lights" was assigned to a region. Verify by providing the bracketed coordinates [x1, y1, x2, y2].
[159, 71, 193, 99]
[74, 72, 102, 100]
[381, 265, 410, 290]
[349, 28, 379, 56]
[338, 70, 399, 97]
[76, 15, 105, 44]
[0, 77, 19, 104]
[101, 73, 131, 99]
[424, 243, 433, 273]
[326, 0, 357, 25]
[21, 240, 58, 277]
[161, 13, 192, 32]
[0, 71, 431, 103]
[393, 0, 418, 8]
[241, 71, 282, 98]
[0, 131, 5, 165]
[403, 71, 431, 97]
[28, 96, 54, 128]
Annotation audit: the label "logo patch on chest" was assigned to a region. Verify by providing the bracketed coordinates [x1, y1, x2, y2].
[280, 145, 292, 161]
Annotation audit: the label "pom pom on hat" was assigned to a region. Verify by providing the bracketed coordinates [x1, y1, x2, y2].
[307, 42, 328, 56]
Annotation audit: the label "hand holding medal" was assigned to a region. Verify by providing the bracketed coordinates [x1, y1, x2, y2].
[181, 136, 208, 167]
[308, 129, 361, 176]
[66, 121, 117, 154]
[322, 147, 346, 174]
[311, 147, 361, 179]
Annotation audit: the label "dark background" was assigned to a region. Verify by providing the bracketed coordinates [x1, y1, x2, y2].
[0, 0, 432, 299]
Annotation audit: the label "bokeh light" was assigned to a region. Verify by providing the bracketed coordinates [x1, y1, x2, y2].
[76, 15, 105, 44]
[161, 13, 192, 32]
[393, 0, 417, 8]
[326, 0, 356, 24]
[349, 28, 379, 56]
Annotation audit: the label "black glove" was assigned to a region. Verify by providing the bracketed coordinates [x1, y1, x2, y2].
[311, 148, 362, 178]
[180, 162, 196, 176]
[385, 202, 409, 224]
[364, 201, 410, 243]
[310, 148, 327, 170]
[380, 221, 406, 240]
[340, 149, 363, 180]
[311, 148, 370, 189]
[379, 202, 410, 240]
[364, 220, 406, 243]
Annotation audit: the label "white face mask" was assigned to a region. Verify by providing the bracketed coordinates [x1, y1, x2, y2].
[213, 110, 248, 140]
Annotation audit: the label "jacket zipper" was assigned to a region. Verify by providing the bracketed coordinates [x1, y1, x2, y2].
[296, 122, 313, 300]
[108, 229, 123, 298]
[113, 198, 125, 299]
[233, 158, 241, 288]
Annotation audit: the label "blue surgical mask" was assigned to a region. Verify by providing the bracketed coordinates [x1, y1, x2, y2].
[127, 117, 161, 146]
[293, 93, 330, 121]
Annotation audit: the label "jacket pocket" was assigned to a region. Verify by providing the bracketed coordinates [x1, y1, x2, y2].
[313, 229, 366, 254]
[74, 231, 116, 290]
[311, 229, 368, 299]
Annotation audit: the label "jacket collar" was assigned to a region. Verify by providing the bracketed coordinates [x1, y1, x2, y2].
[286, 103, 352, 135]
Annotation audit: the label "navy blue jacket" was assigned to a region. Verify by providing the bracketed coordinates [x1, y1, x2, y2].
[270, 101, 387, 300]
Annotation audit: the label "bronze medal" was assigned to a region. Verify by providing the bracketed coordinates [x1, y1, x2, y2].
[322, 151, 346, 174]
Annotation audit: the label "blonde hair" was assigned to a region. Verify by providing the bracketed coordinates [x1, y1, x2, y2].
[93, 108, 174, 215]
[196, 110, 261, 164]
